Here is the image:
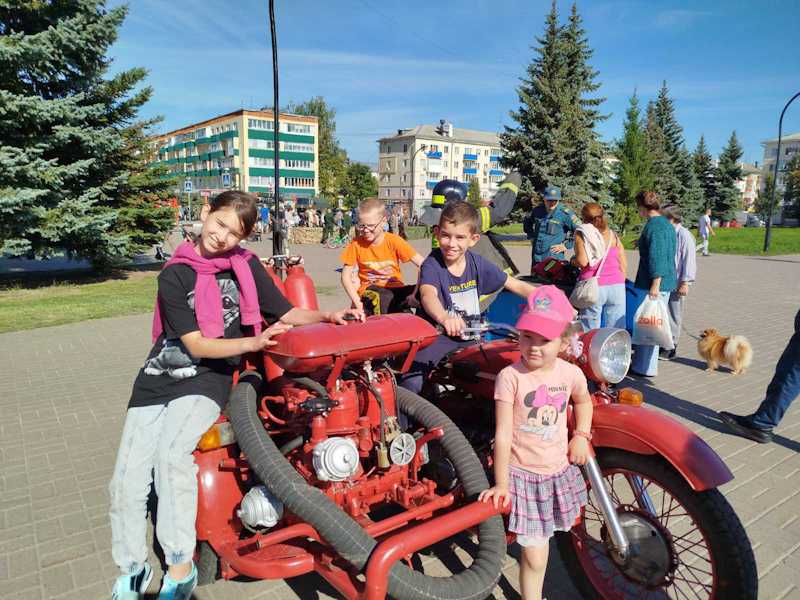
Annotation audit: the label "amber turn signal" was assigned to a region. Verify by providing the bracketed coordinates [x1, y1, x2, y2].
[197, 422, 236, 451]
[617, 387, 644, 407]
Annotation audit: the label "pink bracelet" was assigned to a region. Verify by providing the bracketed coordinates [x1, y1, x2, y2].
[573, 430, 592, 441]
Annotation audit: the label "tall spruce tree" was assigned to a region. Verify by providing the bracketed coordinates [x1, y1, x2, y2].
[651, 81, 691, 209]
[612, 92, 653, 234]
[714, 131, 744, 221]
[674, 147, 704, 224]
[501, 1, 606, 206]
[644, 102, 680, 203]
[692, 135, 715, 209]
[0, 1, 175, 267]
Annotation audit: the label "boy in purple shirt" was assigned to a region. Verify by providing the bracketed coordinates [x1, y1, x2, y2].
[399, 201, 536, 394]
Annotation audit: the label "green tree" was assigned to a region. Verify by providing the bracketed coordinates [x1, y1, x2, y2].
[612, 92, 653, 234]
[714, 131, 744, 221]
[284, 96, 348, 200]
[674, 147, 704, 225]
[754, 173, 775, 223]
[692, 135, 715, 209]
[340, 162, 377, 208]
[500, 1, 606, 206]
[781, 154, 800, 219]
[467, 177, 482, 207]
[0, 1, 175, 267]
[644, 102, 680, 204]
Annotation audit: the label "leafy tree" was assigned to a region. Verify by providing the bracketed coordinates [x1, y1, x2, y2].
[781, 154, 800, 219]
[714, 131, 744, 221]
[612, 92, 653, 234]
[340, 162, 377, 208]
[284, 96, 348, 200]
[467, 177, 482, 207]
[754, 173, 775, 223]
[692, 135, 715, 209]
[500, 1, 606, 206]
[0, 1, 175, 267]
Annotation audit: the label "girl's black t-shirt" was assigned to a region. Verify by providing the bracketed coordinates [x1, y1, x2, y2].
[128, 256, 293, 410]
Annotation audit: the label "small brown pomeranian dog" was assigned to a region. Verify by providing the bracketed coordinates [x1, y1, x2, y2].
[697, 329, 753, 375]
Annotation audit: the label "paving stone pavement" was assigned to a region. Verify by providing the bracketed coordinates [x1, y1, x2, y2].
[1, 239, 799, 600]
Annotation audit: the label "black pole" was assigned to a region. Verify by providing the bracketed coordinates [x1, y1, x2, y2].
[268, 0, 282, 256]
[764, 91, 800, 252]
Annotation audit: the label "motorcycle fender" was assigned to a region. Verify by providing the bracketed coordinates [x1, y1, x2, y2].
[591, 404, 733, 491]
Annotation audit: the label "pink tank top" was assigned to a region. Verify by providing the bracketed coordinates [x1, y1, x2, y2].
[579, 241, 625, 286]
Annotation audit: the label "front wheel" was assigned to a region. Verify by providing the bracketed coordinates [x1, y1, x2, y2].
[555, 449, 757, 600]
[195, 541, 219, 586]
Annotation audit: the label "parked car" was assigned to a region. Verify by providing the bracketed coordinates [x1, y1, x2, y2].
[746, 215, 765, 227]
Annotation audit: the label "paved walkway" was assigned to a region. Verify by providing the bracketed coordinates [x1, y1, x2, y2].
[1, 241, 799, 599]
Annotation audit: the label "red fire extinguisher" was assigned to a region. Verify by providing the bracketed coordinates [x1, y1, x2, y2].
[284, 263, 319, 310]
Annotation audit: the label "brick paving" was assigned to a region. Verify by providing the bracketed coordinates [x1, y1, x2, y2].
[1, 238, 798, 599]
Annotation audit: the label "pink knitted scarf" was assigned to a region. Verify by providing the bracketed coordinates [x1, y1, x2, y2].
[151, 241, 262, 342]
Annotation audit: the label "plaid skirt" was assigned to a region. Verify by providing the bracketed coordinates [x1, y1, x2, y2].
[508, 463, 588, 539]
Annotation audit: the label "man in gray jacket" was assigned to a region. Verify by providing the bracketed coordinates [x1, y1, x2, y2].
[661, 205, 697, 360]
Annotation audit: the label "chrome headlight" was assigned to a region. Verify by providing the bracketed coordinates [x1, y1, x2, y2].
[587, 328, 631, 384]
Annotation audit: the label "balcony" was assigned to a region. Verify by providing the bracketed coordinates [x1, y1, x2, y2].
[427, 151, 442, 159]
[490, 169, 504, 176]
[490, 155, 501, 162]
[463, 167, 478, 175]
[463, 153, 478, 161]
[426, 180, 440, 189]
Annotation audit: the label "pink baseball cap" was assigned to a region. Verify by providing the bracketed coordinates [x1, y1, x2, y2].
[515, 285, 574, 339]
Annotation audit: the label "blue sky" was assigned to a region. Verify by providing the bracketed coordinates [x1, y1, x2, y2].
[109, 0, 800, 166]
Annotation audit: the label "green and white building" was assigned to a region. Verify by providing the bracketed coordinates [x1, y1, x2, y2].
[150, 109, 319, 199]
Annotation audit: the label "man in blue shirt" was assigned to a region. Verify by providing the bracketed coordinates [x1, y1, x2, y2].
[523, 186, 581, 272]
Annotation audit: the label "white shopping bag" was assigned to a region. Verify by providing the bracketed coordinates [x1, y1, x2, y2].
[632, 296, 674, 350]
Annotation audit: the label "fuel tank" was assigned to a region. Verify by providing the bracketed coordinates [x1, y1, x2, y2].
[268, 314, 438, 374]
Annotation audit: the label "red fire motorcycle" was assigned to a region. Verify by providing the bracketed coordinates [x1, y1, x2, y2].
[190, 257, 508, 600]
[422, 311, 758, 599]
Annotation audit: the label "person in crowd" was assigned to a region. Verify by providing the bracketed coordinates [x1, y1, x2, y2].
[340, 198, 423, 316]
[570, 202, 627, 331]
[661, 205, 697, 360]
[321, 208, 334, 244]
[480, 286, 592, 600]
[334, 209, 344, 237]
[719, 308, 800, 444]
[523, 186, 581, 273]
[108, 191, 362, 600]
[399, 201, 535, 395]
[697, 207, 715, 256]
[630, 191, 677, 377]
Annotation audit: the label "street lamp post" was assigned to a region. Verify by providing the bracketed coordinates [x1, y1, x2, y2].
[409, 143, 428, 218]
[764, 91, 800, 252]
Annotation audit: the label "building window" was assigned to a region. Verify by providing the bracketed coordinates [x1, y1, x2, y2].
[249, 157, 275, 167]
[401, 189, 406, 198]
[401, 174, 407, 183]
[386, 145, 392, 153]
[284, 142, 314, 152]
[402, 159, 408, 168]
[465, 147, 473, 155]
[429, 144, 439, 152]
[248, 139, 275, 150]
[455, 161, 459, 169]
[282, 176, 315, 188]
[403, 144, 408, 153]
[444, 146, 448, 154]
[284, 159, 313, 168]
[287, 123, 311, 133]
[248, 118, 275, 130]
[443, 160, 448, 167]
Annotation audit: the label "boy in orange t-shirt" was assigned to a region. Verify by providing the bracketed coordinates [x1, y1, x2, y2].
[340, 198, 425, 315]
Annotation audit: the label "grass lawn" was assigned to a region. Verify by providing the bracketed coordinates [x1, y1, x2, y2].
[0, 270, 342, 334]
[490, 223, 800, 255]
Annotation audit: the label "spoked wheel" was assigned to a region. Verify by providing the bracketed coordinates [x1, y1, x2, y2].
[555, 449, 757, 600]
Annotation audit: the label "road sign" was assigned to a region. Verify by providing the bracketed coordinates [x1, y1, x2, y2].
[200, 190, 210, 198]
[184, 179, 193, 193]
[222, 173, 231, 188]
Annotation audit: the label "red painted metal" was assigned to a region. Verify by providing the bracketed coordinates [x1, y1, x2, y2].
[261, 261, 287, 295]
[194, 446, 246, 542]
[591, 403, 734, 491]
[284, 263, 319, 310]
[363, 500, 508, 600]
[267, 314, 438, 374]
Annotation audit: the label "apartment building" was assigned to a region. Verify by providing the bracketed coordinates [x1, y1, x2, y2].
[735, 162, 762, 210]
[761, 131, 800, 190]
[150, 109, 319, 200]
[377, 120, 507, 215]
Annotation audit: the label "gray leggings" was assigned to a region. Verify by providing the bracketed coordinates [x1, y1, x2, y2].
[108, 395, 220, 575]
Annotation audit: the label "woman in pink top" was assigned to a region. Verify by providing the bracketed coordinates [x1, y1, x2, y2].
[480, 286, 593, 600]
[571, 202, 627, 331]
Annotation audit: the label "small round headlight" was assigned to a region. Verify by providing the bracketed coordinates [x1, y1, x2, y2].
[587, 328, 632, 384]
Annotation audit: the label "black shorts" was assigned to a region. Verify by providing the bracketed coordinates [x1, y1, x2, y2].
[361, 285, 416, 316]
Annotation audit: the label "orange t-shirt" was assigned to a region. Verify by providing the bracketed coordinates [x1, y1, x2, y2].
[495, 358, 588, 475]
[340, 233, 417, 295]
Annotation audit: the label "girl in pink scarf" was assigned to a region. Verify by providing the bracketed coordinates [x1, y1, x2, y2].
[110, 191, 364, 600]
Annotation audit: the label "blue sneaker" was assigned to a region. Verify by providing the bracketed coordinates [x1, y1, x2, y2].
[111, 563, 153, 599]
[158, 563, 197, 600]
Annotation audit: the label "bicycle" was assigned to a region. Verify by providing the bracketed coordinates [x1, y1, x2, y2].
[324, 232, 351, 249]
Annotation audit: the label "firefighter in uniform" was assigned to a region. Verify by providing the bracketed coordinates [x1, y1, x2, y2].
[523, 186, 580, 273]
[419, 172, 522, 310]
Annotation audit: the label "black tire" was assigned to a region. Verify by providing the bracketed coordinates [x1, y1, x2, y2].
[555, 449, 757, 600]
[196, 541, 219, 586]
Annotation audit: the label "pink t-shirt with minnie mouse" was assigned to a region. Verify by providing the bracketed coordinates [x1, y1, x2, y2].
[495, 358, 589, 475]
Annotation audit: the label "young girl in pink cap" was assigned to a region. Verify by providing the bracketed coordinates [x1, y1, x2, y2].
[480, 285, 593, 600]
